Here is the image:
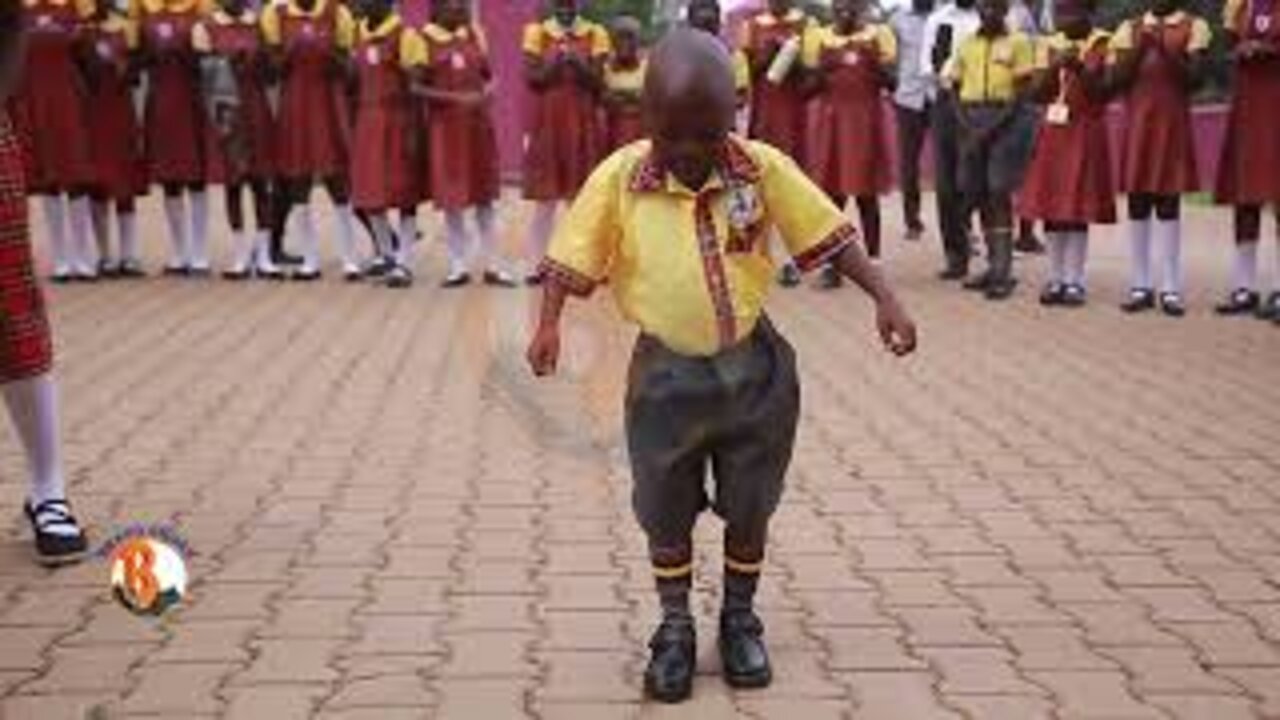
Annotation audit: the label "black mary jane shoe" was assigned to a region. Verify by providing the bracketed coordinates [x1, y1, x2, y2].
[386, 265, 414, 289]
[24, 499, 89, 567]
[1256, 292, 1280, 321]
[117, 259, 147, 279]
[362, 256, 394, 279]
[441, 271, 471, 289]
[1121, 288, 1157, 314]
[291, 268, 322, 282]
[97, 260, 121, 279]
[271, 249, 305, 266]
[222, 268, 251, 281]
[483, 270, 517, 288]
[645, 620, 696, 703]
[1159, 292, 1186, 318]
[1061, 284, 1087, 307]
[1039, 282, 1067, 307]
[1215, 288, 1260, 316]
[163, 264, 190, 278]
[719, 611, 772, 690]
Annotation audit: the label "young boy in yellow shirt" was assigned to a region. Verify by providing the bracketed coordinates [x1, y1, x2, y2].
[946, 0, 1035, 299]
[526, 28, 917, 704]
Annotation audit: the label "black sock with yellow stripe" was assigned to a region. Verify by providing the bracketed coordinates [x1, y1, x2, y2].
[724, 531, 765, 616]
[651, 544, 694, 625]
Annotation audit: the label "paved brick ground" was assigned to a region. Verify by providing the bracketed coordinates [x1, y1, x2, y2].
[0, 195, 1277, 719]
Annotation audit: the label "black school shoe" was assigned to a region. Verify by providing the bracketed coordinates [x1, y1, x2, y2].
[1215, 288, 1260, 316]
[645, 619, 696, 703]
[777, 263, 802, 288]
[1061, 284, 1087, 307]
[1039, 282, 1066, 306]
[1122, 288, 1157, 314]
[1159, 292, 1186, 318]
[720, 610, 772, 689]
[24, 499, 88, 567]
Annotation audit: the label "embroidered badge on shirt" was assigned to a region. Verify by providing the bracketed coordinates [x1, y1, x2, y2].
[157, 22, 173, 39]
[450, 51, 466, 69]
[302, 22, 315, 36]
[366, 46, 380, 65]
[1257, 14, 1273, 33]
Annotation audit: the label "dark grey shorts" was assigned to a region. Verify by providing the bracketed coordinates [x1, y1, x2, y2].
[625, 317, 801, 548]
[959, 102, 1035, 203]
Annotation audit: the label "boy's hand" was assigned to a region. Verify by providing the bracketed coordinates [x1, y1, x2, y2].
[527, 325, 562, 377]
[876, 298, 917, 357]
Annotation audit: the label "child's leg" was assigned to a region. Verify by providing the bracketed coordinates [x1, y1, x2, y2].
[41, 194, 71, 279]
[117, 198, 140, 271]
[269, 177, 295, 263]
[979, 195, 1016, 297]
[1043, 221, 1069, 287]
[476, 203, 514, 285]
[1231, 204, 1261, 294]
[4, 374, 67, 510]
[324, 176, 359, 275]
[90, 196, 112, 271]
[1063, 222, 1090, 292]
[250, 179, 280, 275]
[288, 180, 321, 277]
[526, 200, 558, 281]
[67, 190, 97, 278]
[1152, 194, 1184, 314]
[188, 183, 211, 272]
[397, 207, 418, 256]
[443, 210, 469, 281]
[161, 183, 190, 272]
[856, 195, 882, 260]
[1128, 194, 1155, 292]
[224, 183, 255, 275]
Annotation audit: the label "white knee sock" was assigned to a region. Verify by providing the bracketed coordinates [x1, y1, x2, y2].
[398, 213, 418, 253]
[228, 229, 254, 272]
[1232, 241, 1259, 292]
[3, 375, 70, 523]
[1047, 231, 1067, 284]
[1128, 218, 1152, 290]
[334, 204, 357, 270]
[445, 211, 469, 275]
[527, 201, 558, 269]
[91, 201, 111, 265]
[1066, 230, 1089, 287]
[42, 196, 69, 275]
[1154, 218, 1182, 295]
[162, 194, 189, 268]
[188, 190, 210, 269]
[294, 204, 319, 272]
[67, 196, 96, 274]
[253, 230, 279, 273]
[476, 203, 501, 272]
[118, 211, 138, 263]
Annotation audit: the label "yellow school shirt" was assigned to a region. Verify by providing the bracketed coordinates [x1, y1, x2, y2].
[261, 0, 355, 50]
[604, 56, 646, 93]
[544, 137, 857, 357]
[410, 22, 489, 67]
[1034, 29, 1110, 70]
[945, 31, 1035, 103]
[130, 0, 213, 17]
[1110, 11, 1211, 55]
[521, 16, 611, 59]
[800, 22, 898, 69]
[24, 0, 95, 20]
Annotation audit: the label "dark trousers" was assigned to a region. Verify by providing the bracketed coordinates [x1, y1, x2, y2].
[895, 102, 930, 234]
[932, 94, 971, 271]
[625, 318, 800, 562]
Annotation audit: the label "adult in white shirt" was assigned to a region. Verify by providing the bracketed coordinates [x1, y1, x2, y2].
[920, 0, 980, 279]
[889, 0, 935, 240]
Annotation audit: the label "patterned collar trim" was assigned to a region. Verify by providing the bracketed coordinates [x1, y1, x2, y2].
[629, 137, 761, 193]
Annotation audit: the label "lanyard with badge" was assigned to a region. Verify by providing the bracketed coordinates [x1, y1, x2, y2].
[1046, 41, 1074, 125]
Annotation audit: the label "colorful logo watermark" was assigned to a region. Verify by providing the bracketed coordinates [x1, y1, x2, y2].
[97, 524, 190, 616]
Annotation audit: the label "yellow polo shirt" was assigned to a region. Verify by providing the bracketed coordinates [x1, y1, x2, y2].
[946, 31, 1035, 103]
[801, 23, 898, 69]
[1110, 11, 1211, 55]
[521, 16, 611, 59]
[261, 0, 356, 50]
[543, 137, 856, 357]
[604, 57, 647, 93]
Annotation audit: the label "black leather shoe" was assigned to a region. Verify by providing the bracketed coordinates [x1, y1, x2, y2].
[1215, 288, 1260, 316]
[818, 264, 842, 290]
[1122, 288, 1156, 314]
[24, 500, 88, 567]
[777, 263, 801, 288]
[1159, 292, 1186, 317]
[719, 611, 772, 689]
[1039, 282, 1066, 306]
[644, 620, 696, 703]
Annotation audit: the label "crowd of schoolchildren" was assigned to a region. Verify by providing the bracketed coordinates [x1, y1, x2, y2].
[9, 0, 1280, 321]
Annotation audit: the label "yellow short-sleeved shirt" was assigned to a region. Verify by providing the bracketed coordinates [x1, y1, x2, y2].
[1110, 11, 1211, 55]
[800, 23, 897, 68]
[101, 11, 140, 48]
[409, 22, 487, 67]
[521, 17, 611, 59]
[1034, 29, 1110, 70]
[261, 0, 355, 49]
[24, 0, 97, 20]
[946, 31, 1035, 103]
[131, 0, 213, 17]
[1224, 0, 1249, 35]
[605, 57, 646, 93]
[543, 137, 857, 357]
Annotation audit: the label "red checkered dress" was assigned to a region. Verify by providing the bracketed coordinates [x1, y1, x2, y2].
[0, 111, 53, 383]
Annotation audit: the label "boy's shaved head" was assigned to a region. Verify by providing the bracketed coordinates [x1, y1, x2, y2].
[642, 28, 737, 189]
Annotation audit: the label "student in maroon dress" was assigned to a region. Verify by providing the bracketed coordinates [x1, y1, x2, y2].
[137, 0, 212, 276]
[742, 0, 811, 286]
[347, 0, 419, 287]
[16, 0, 96, 282]
[802, 0, 895, 287]
[195, 0, 283, 280]
[85, 0, 146, 278]
[1216, 0, 1280, 323]
[0, 2, 89, 566]
[263, 0, 360, 281]
[1019, 0, 1114, 307]
[520, 0, 609, 285]
[1111, 0, 1209, 317]
[413, 0, 514, 288]
[602, 16, 645, 152]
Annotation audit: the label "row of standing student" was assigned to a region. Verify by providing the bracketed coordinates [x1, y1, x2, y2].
[12, 0, 641, 288]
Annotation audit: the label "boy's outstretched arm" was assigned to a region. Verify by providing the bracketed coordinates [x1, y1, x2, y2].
[527, 280, 571, 376]
[829, 243, 918, 357]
